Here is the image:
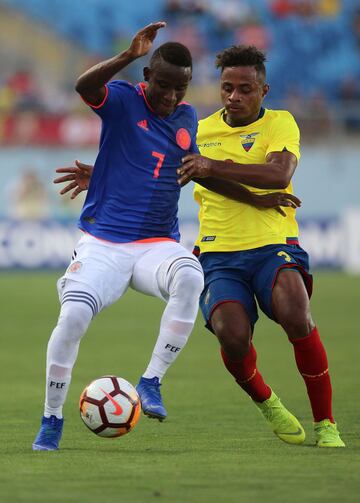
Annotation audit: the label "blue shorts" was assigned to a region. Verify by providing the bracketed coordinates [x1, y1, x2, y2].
[199, 244, 313, 332]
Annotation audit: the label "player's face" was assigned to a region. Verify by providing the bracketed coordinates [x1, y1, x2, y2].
[220, 66, 269, 127]
[144, 61, 192, 117]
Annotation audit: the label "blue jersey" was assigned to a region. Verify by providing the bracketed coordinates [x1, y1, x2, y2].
[79, 80, 199, 243]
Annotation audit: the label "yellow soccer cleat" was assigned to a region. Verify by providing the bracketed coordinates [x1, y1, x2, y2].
[255, 391, 305, 445]
[314, 419, 345, 447]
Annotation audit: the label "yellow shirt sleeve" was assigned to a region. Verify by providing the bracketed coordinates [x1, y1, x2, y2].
[265, 111, 301, 160]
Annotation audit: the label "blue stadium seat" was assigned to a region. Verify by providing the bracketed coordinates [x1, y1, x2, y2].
[1, 0, 358, 102]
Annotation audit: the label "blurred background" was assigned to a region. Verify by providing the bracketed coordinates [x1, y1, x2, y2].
[0, 0, 359, 272]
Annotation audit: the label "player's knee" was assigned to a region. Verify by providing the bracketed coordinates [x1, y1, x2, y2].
[273, 270, 314, 336]
[170, 265, 204, 302]
[279, 305, 314, 338]
[220, 335, 251, 360]
[213, 320, 251, 359]
[57, 301, 93, 340]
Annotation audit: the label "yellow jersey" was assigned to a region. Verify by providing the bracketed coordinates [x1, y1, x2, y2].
[194, 107, 301, 252]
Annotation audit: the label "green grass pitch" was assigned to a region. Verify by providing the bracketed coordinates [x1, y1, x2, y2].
[1, 271, 359, 502]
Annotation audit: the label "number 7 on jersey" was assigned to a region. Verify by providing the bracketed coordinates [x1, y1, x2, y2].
[152, 151, 165, 179]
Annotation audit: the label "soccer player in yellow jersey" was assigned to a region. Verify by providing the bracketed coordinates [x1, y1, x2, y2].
[178, 45, 345, 447]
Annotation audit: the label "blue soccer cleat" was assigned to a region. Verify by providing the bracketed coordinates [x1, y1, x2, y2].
[136, 377, 167, 421]
[32, 415, 64, 451]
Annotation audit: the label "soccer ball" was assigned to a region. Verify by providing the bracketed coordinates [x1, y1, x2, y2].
[79, 375, 141, 438]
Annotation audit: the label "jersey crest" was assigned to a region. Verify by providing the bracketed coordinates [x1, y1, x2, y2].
[240, 132, 259, 152]
[176, 128, 191, 150]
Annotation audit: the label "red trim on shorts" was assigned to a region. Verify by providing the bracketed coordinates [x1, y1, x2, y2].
[286, 237, 299, 245]
[81, 85, 109, 109]
[192, 246, 200, 257]
[271, 264, 313, 298]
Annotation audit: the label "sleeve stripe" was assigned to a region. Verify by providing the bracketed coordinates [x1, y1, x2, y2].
[81, 84, 109, 109]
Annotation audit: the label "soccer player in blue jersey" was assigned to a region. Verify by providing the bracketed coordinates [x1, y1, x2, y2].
[33, 23, 300, 451]
[32, 22, 207, 450]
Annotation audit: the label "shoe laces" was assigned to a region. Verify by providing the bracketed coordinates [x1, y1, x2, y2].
[140, 378, 162, 402]
[262, 400, 291, 429]
[315, 421, 339, 439]
[48, 416, 61, 427]
[41, 416, 63, 436]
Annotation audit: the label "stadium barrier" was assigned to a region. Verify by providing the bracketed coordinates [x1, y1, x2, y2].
[0, 115, 100, 146]
[1, 210, 360, 272]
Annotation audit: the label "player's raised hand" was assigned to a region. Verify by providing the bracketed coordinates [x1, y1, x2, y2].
[177, 154, 214, 185]
[54, 160, 93, 199]
[128, 22, 166, 59]
[253, 192, 301, 217]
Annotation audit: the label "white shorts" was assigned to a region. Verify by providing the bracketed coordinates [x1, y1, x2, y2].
[58, 233, 202, 310]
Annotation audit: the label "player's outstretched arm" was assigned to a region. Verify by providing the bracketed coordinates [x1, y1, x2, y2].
[194, 177, 301, 216]
[178, 151, 297, 189]
[54, 160, 93, 199]
[75, 21, 166, 106]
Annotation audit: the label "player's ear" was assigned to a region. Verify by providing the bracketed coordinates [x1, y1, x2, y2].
[262, 83, 270, 98]
[143, 66, 151, 82]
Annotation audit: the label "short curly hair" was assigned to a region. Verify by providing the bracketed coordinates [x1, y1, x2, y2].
[215, 45, 266, 80]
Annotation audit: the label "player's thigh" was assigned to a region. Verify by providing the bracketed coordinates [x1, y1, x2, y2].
[61, 234, 134, 309]
[200, 277, 258, 334]
[271, 268, 312, 322]
[253, 244, 313, 321]
[131, 241, 203, 300]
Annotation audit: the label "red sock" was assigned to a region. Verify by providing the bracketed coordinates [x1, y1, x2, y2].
[220, 344, 271, 402]
[290, 327, 334, 423]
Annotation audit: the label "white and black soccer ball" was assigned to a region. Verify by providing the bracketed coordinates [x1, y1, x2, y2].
[79, 376, 141, 438]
